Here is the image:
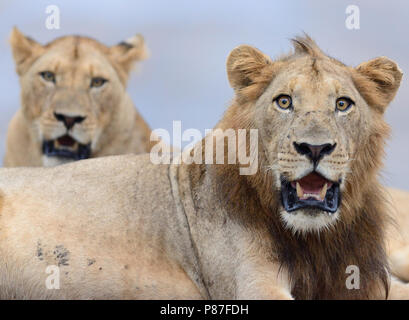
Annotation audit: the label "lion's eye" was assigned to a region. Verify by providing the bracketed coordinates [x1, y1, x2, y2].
[90, 77, 108, 88]
[274, 95, 292, 110]
[336, 97, 354, 112]
[40, 71, 56, 83]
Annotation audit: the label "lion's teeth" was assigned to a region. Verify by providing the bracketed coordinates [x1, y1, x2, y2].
[296, 182, 303, 199]
[320, 183, 328, 200]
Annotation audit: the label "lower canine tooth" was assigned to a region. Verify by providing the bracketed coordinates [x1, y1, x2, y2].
[320, 183, 328, 200]
[296, 182, 303, 199]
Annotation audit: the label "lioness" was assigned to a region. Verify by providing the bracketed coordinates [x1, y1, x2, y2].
[4, 28, 153, 167]
[386, 188, 409, 281]
[0, 35, 408, 299]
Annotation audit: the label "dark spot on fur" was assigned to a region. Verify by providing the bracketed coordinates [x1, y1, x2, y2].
[87, 258, 96, 266]
[73, 36, 80, 60]
[53, 245, 70, 266]
[36, 241, 44, 261]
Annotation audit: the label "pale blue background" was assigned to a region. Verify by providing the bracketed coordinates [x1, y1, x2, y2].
[0, 0, 408, 189]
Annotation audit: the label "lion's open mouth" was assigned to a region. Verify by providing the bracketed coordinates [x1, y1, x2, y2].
[42, 135, 91, 160]
[281, 172, 340, 214]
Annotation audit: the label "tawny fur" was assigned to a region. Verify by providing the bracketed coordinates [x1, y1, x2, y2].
[4, 28, 154, 167]
[385, 188, 409, 282]
[0, 35, 408, 300]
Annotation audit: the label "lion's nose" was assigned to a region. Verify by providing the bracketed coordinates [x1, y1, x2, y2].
[54, 112, 86, 130]
[293, 142, 336, 165]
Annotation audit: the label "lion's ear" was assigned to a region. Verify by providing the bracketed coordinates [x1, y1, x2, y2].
[354, 57, 403, 113]
[226, 45, 274, 101]
[110, 34, 148, 75]
[10, 27, 44, 76]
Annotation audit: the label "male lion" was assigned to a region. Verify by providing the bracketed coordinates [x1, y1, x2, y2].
[4, 28, 153, 167]
[0, 35, 408, 299]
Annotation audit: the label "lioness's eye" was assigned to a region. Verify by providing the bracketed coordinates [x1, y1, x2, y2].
[40, 71, 56, 83]
[274, 94, 292, 110]
[336, 97, 354, 112]
[90, 77, 108, 88]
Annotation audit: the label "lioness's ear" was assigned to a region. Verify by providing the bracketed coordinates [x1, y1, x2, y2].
[226, 45, 274, 101]
[10, 27, 44, 76]
[110, 34, 148, 75]
[354, 57, 403, 113]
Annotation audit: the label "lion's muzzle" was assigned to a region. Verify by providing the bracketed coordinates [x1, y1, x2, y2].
[281, 172, 341, 214]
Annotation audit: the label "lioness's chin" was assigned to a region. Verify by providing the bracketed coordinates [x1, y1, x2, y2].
[42, 155, 76, 167]
[280, 208, 340, 233]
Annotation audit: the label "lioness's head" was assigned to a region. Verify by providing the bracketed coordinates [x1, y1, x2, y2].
[10, 27, 147, 166]
[226, 35, 402, 233]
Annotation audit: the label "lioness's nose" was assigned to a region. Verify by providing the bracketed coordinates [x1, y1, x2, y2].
[293, 142, 336, 165]
[54, 112, 86, 130]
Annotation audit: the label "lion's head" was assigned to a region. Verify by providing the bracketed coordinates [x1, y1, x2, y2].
[9, 27, 148, 166]
[224, 35, 402, 234]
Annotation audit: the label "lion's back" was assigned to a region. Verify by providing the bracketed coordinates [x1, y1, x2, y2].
[0, 153, 175, 230]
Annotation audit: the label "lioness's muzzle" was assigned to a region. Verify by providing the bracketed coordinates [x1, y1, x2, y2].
[42, 136, 91, 160]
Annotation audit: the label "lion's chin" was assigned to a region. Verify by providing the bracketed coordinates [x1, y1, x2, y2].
[42, 135, 91, 164]
[280, 208, 340, 234]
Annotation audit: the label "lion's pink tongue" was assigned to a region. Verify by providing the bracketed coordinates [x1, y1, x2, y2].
[291, 172, 333, 200]
[298, 172, 332, 193]
[57, 135, 75, 147]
